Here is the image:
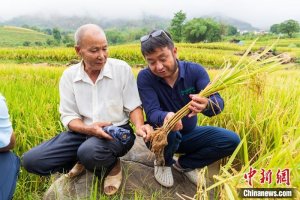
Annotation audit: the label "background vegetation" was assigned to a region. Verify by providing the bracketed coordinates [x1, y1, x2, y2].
[0, 10, 299, 199]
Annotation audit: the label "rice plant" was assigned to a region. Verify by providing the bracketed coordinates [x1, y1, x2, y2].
[150, 39, 284, 166]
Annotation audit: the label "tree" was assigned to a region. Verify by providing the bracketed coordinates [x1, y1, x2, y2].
[219, 23, 237, 36]
[270, 24, 280, 34]
[227, 25, 238, 36]
[279, 19, 300, 38]
[52, 28, 62, 43]
[205, 19, 222, 42]
[169, 10, 186, 42]
[62, 34, 74, 47]
[34, 41, 43, 46]
[44, 28, 52, 35]
[46, 39, 55, 46]
[23, 41, 31, 46]
[183, 18, 221, 43]
[105, 29, 126, 44]
[62, 34, 73, 44]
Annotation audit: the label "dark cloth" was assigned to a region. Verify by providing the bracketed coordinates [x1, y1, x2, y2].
[137, 60, 224, 133]
[163, 126, 240, 168]
[103, 126, 131, 144]
[0, 151, 20, 200]
[21, 124, 135, 177]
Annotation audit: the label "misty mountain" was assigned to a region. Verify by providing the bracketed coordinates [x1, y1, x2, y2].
[0, 15, 170, 31]
[202, 14, 260, 31]
[0, 14, 260, 32]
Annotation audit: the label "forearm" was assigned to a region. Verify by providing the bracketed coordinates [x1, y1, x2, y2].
[130, 107, 154, 141]
[0, 132, 16, 152]
[129, 107, 145, 128]
[68, 119, 93, 136]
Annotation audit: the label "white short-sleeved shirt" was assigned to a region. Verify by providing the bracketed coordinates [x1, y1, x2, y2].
[59, 58, 142, 128]
[0, 95, 13, 148]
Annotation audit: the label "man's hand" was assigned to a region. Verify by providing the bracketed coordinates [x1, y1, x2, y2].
[88, 121, 113, 140]
[164, 112, 183, 131]
[136, 124, 154, 142]
[188, 94, 209, 117]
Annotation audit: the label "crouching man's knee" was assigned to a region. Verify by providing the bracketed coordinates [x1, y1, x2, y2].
[77, 143, 116, 172]
[22, 151, 49, 175]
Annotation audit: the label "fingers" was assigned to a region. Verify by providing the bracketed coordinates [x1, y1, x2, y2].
[188, 111, 197, 118]
[164, 112, 183, 131]
[98, 128, 113, 140]
[144, 124, 153, 142]
[172, 120, 183, 131]
[164, 112, 175, 124]
[188, 95, 209, 117]
[135, 128, 146, 138]
[144, 124, 154, 133]
[188, 102, 205, 114]
[136, 124, 154, 142]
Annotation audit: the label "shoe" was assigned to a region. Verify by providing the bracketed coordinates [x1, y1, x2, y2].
[154, 160, 174, 187]
[103, 160, 122, 195]
[173, 162, 199, 186]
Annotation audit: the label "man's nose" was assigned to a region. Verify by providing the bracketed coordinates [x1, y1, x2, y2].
[156, 62, 164, 70]
[97, 51, 105, 59]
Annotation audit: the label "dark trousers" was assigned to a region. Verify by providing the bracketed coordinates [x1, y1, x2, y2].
[0, 151, 20, 200]
[22, 124, 135, 177]
[163, 126, 240, 169]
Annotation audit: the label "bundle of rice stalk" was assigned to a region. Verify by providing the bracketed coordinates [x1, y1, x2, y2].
[150, 39, 284, 166]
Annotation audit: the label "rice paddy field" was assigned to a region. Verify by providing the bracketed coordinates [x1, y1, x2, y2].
[0, 39, 299, 199]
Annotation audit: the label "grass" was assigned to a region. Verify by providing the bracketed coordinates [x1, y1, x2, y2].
[1, 63, 299, 199]
[0, 38, 299, 199]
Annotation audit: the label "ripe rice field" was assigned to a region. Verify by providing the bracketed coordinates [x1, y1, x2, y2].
[0, 38, 299, 68]
[0, 40, 299, 199]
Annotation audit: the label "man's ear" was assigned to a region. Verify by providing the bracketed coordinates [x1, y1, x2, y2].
[173, 47, 178, 59]
[75, 45, 81, 57]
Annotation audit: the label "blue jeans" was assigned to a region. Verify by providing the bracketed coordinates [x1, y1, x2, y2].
[163, 126, 240, 169]
[0, 151, 20, 200]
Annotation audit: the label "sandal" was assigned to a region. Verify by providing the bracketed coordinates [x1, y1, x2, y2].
[154, 160, 174, 187]
[65, 162, 85, 178]
[103, 161, 122, 195]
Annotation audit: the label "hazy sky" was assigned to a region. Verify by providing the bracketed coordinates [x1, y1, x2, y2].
[1, 0, 299, 29]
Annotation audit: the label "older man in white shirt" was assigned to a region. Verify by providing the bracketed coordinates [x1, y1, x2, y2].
[22, 24, 152, 196]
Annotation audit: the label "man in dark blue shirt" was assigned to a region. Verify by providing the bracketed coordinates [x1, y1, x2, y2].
[137, 30, 240, 187]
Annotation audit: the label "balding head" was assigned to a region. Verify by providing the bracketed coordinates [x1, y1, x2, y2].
[74, 24, 106, 46]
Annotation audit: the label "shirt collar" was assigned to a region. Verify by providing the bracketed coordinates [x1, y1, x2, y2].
[177, 60, 185, 80]
[73, 60, 113, 83]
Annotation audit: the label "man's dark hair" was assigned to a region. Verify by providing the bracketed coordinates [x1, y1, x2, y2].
[140, 30, 174, 56]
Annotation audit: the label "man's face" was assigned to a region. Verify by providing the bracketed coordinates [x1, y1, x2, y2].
[75, 31, 108, 71]
[144, 47, 178, 79]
